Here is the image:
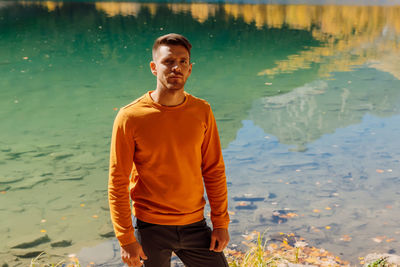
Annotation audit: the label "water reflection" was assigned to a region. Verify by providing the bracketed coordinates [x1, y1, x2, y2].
[251, 69, 400, 149]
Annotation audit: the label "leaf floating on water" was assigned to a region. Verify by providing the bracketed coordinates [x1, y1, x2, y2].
[41, 219, 46, 223]
[113, 107, 118, 111]
[325, 226, 331, 230]
[313, 209, 321, 213]
[92, 215, 98, 219]
[61, 216, 67, 220]
[386, 238, 395, 242]
[340, 235, 352, 242]
[325, 207, 331, 210]
[387, 169, 393, 172]
[0, 191, 6, 194]
[80, 203, 85, 207]
[40, 229, 46, 233]
[376, 169, 385, 173]
[264, 82, 272, 85]
[23, 57, 28, 60]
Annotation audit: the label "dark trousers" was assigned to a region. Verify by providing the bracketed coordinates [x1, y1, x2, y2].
[135, 218, 229, 267]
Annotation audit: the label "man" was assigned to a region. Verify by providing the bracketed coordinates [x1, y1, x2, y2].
[108, 33, 230, 267]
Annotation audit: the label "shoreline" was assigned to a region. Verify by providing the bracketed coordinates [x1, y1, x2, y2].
[10, 233, 399, 267]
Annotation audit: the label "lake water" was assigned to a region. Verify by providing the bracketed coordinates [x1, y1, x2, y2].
[1, 1, 400, 266]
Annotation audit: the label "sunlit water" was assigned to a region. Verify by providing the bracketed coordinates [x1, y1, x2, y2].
[1, 1, 400, 265]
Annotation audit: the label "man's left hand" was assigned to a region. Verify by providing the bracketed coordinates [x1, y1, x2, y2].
[209, 228, 230, 252]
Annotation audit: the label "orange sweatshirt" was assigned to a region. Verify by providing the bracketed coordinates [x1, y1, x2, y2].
[108, 91, 229, 246]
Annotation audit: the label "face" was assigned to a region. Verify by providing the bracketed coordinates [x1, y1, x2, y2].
[150, 45, 192, 91]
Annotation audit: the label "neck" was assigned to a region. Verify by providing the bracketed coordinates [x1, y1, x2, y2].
[151, 87, 185, 106]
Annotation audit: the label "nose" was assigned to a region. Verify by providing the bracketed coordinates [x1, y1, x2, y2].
[171, 63, 181, 72]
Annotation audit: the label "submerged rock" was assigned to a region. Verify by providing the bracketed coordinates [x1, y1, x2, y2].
[0, 177, 24, 184]
[11, 176, 51, 190]
[99, 224, 115, 238]
[9, 234, 50, 249]
[50, 240, 72, 248]
[13, 250, 43, 259]
[233, 196, 265, 202]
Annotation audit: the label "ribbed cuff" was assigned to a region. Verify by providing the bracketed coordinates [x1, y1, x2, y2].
[117, 231, 137, 247]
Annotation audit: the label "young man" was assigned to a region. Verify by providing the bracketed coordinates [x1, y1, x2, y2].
[108, 33, 230, 267]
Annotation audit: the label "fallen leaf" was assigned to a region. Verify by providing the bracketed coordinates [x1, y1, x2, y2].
[41, 219, 46, 223]
[325, 207, 331, 210]
[23, 57, 29, 60]
[376, 169, 384, 173]
[40, 229, 46, 233]
[61, 216, 67, 220]
[325, 226, 331, 230]
[372, 236, 385, 243]
[340, 235, 352, 242]
[386, 238, 395, 243]
[113, 107, 118, 111]
[228, 210, 235, 215]
[92, 215, 98, 219]
[0, 191, 6, 194]
[313, 209, 321, 213]
[80, 203, 85, 207]
[265, 82, 272, 85]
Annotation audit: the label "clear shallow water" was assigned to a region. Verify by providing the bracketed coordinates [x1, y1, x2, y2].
[0, 1, 400, 265]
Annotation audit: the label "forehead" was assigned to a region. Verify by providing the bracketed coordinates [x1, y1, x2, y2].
[154, 45, 190, 59]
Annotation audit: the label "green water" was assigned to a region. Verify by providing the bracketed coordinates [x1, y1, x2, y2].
[1, 1, 400, 265]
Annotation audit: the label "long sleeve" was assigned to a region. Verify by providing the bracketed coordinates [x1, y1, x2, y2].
[201, 106, 230, 229]
[108, 110, 136, 246]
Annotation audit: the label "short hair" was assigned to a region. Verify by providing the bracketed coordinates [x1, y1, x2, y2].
[152, 33, 192, 60]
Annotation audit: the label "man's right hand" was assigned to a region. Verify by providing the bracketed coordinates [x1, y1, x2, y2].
[121, 241, 148, 267]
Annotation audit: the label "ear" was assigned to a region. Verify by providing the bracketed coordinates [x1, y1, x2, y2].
[150, 61, 157, 76]
[188, 62, 193, 77]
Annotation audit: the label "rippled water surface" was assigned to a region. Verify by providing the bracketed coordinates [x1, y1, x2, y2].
[1, 1, 400, 265]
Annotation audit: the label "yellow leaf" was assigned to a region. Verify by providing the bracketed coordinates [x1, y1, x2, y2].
[325, 226, 331, 230]
[313, 209, 321, 213]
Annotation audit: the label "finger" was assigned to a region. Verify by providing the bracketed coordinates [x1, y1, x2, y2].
[214, 240, 224, 252]
[130, 257, 143, 267]
[209, 235, 216, 250]
[139, 248, 148, 260]
[121, 255, 129, 265]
